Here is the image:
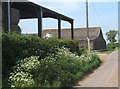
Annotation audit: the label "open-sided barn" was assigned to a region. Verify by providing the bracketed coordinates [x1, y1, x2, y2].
[1, 1, 74, 39]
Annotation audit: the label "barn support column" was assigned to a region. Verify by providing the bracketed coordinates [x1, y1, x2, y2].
[58, 19, 61, 39]
[37, 7, 43, 37]
[71, 20, 74, 39]
[2, 2, 10, 33]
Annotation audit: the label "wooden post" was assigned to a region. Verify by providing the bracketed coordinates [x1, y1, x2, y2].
[58, 19, 61, 39]
[37, 7, 43, 37]
[71, 20, 74, 39]
[2, 2, 10, 33]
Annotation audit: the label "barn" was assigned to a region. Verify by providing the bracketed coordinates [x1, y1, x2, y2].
[42, 27, 106, 50]
[1, 1, 74, 39]
[0, 1, 106, 50]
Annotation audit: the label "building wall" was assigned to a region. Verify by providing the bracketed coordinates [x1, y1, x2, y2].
[93, 30, 106, 50]
[10, 8, 21, 33]
[43, 29, 71, 39]
[43, 29, 87, 40]
[78, 40, 93, 48]
[43, 28, 106, 50]
[2, 6, 21, 33]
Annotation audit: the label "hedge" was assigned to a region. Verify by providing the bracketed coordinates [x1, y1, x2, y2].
[2, 33, 81, 86]
[107, 43, 120, 50]
[8, 48, 100, 87]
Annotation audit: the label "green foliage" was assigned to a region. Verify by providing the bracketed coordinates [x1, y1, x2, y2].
[95, 43, 120, 54]
[8, 56, 40, 87]
[8, 47, 100, 87]
[9, 71, 35, 87]
[2, 33, 81, 87]
[79, 46, 87, 54]
[60, 39, 81, 55]
[107, 43, 120, 50]
[106, 30, 118, 43]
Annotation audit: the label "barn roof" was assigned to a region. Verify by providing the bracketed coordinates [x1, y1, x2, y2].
[43, 27, 102, 40]
[9, 1, 73, 23]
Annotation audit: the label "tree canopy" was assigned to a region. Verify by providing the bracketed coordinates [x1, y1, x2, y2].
[106, 30, 118, 43]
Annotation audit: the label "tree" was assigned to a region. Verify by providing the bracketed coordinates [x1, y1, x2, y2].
[106, 30, 118, 43]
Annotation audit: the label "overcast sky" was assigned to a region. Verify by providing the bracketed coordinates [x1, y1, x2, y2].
[18, 1, 118, 42]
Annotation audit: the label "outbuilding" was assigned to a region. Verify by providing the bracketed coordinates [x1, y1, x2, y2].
[43, 27, 106, 50]
[1, 1, 74, 39]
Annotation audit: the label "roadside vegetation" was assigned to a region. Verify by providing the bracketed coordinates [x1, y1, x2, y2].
[96, 30, 120, 54]
[95, 43, 119, 54]
[2, 33, 100, 87]
[106, 30, 120, 50]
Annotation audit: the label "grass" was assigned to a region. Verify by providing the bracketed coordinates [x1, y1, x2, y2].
[95, 50, 113, 54]
[95, 48, 119, 54]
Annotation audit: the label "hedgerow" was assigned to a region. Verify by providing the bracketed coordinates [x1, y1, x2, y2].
[2, 33, 81, 87]
[8, 47, 100, 87]
[107, 43, 120, 50]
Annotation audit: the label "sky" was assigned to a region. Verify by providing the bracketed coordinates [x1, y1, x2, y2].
[18, 1, 119, 42]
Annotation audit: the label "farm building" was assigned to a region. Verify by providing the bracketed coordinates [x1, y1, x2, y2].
[0, 1, 106, 50]
[0, 1, 74, 39]
[42, 27, 106, 50]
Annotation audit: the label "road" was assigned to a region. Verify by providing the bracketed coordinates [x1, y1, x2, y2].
[73, 49, 119, 88]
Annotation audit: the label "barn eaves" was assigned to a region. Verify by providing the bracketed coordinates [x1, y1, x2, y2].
[2, 1, 74, 39]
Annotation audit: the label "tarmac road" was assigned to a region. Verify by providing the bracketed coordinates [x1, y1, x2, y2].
[73, 49, 119, 88]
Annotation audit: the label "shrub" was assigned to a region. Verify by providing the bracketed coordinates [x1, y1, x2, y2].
[31, 48, 81, 87]
[8, 56, 39, 87]
[79, 46, 87, 54]
[79, 52, 100, 72]
[2, 33, 81, 86]
[59, 39, 81, 55]
[8, 47, 100, 87]
[9, 71, 35, 87]
[13, 56, 40, 73]
[107, 43, 120, 50]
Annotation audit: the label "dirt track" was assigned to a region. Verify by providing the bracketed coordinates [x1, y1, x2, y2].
[73, 49, 118, 88]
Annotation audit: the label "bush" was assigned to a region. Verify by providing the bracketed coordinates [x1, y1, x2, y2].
[32, 48, 80, 87]
[79, 46, 87, 54]
[8, 47, 100, 87]
[8, 56, 40, 87]
[2, 33, 81, 86]
[107, 43, 120, 50]
[59, 39, 81, 55]
[9, 71, 35, 87]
